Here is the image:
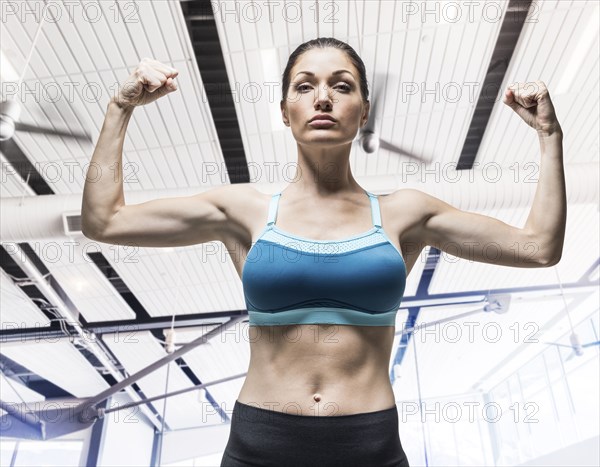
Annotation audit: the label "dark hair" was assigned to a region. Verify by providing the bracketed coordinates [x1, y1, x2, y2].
[280, 37, 369, 105]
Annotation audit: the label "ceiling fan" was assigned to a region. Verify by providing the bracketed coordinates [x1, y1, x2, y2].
[0, 4, 91, 143]
[0, 99, 91, 142]
[356, 73, 432, 163]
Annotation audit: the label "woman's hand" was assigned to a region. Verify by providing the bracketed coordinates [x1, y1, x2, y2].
[502, 81, 562, 136]
[112, 58, 179, 109]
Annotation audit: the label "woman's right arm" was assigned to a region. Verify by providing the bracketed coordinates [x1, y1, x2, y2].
[81, 59, 239, 248]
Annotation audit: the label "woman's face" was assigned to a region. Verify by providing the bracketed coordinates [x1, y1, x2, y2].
[281, 48, 370, 147]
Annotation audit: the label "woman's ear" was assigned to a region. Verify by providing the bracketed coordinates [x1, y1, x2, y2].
[280, 100, 290, 126]
[361, 100, 371, 127]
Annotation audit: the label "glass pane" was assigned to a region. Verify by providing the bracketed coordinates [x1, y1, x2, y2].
[526, 383, 561, 457]
[551, 374, 579, 445]
[520, 357, 547, 399]
[591, 314, 599, 340]
[0, 440, 16, 467]
[13, 440, 82, 467]
[568, 356, 600, 440]
[453, 415, 490, 466]
[544, 344, 565, 383]
[426, 419, 458, 466]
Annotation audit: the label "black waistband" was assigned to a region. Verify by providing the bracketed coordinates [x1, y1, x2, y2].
[232, 399, 398, 427]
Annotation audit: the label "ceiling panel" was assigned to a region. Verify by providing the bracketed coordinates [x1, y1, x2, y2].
[109, 245, 243, 318]
[33, 241, 135, 322]
[0, 373, 45, 403]
[1, 0, 226, 197]
[179, 324, 250, 412]
[0, 152, 36, 198]
[215, 1, 505, 185]
[0, 340, 109, 397]
[479, 1, 599, 166]
[103, 330, 223, 429]
[0, 270, 51, 328]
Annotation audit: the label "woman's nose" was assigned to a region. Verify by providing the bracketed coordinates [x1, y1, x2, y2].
[314, 84, 334, 109]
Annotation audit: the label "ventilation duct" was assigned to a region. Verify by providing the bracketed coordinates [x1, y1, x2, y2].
[1, 163, 597, 243]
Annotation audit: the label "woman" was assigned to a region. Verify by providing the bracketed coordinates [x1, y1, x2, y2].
[82, 38, 566, 467]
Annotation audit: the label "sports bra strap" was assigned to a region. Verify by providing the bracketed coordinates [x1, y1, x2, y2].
[366, 191, 382, 228]
[266, 192, 282, 226]
[267, 191, 381, 228]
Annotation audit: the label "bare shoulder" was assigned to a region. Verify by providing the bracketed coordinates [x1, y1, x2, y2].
[197, 184, 266, 241]
[387, 187, 432, 204]
[383, 188, 437, 218]
[381, 188, 440, 245]
[200, 183, 263, 212]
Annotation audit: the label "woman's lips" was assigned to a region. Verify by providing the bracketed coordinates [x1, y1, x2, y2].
[309, 119, 336, 128]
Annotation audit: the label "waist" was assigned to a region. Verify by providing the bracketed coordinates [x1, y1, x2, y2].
[232, 399, 398, 422]
[237, 375, 396, 416]
[239, 325, 396, 415]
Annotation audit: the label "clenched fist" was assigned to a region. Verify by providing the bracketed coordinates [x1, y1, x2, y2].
[112, 58, 179, 109]
[503, 81, 561, 136]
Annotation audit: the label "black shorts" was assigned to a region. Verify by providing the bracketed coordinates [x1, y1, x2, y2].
[220, 400, 411, 467]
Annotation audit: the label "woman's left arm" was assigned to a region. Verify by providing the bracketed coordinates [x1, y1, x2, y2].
[416, 81, 566, 268]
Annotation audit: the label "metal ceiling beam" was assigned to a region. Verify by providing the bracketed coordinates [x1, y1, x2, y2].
[0, 138, 53, 195]
[180, 1, 250, 183]
[2, 282, 597, 343]
[391, 247, 442, 383]
[4, 243, 164, 431]
[456, 0, 534, 170]
[76, 317, 247, 424]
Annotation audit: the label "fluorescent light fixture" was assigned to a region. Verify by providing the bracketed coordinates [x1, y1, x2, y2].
[260, 47, 286, 133]
[555, 5, 599, 95]
[0, 50, 20, 82]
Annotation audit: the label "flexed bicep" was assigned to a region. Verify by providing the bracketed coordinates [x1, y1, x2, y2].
[398, 189, 555, 268]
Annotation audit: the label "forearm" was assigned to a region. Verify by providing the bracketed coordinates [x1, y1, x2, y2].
[81, 100, 135, 237]
[523, 129, 566, 263]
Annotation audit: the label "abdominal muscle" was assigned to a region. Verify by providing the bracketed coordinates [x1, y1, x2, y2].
[236, 323, 397, 416]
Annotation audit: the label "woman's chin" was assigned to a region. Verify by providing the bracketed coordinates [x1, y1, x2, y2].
[296, 133, 356, 145]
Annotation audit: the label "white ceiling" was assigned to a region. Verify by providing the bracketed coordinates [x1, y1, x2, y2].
[0, 0, 598, 433]
[102, 330, 224, 429]
[1, 269, 51, 328]
[1, 339, 110, 398]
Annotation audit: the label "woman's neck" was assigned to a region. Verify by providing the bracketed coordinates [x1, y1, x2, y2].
[287, 143, 362, 196]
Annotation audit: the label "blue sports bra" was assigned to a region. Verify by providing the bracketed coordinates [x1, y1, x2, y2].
[242, 190, 406, 327]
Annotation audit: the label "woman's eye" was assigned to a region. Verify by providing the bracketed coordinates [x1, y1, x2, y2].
[295, 83, 351, 93]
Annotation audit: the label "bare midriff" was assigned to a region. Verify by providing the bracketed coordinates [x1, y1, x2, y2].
[236, 323, 397, 416]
